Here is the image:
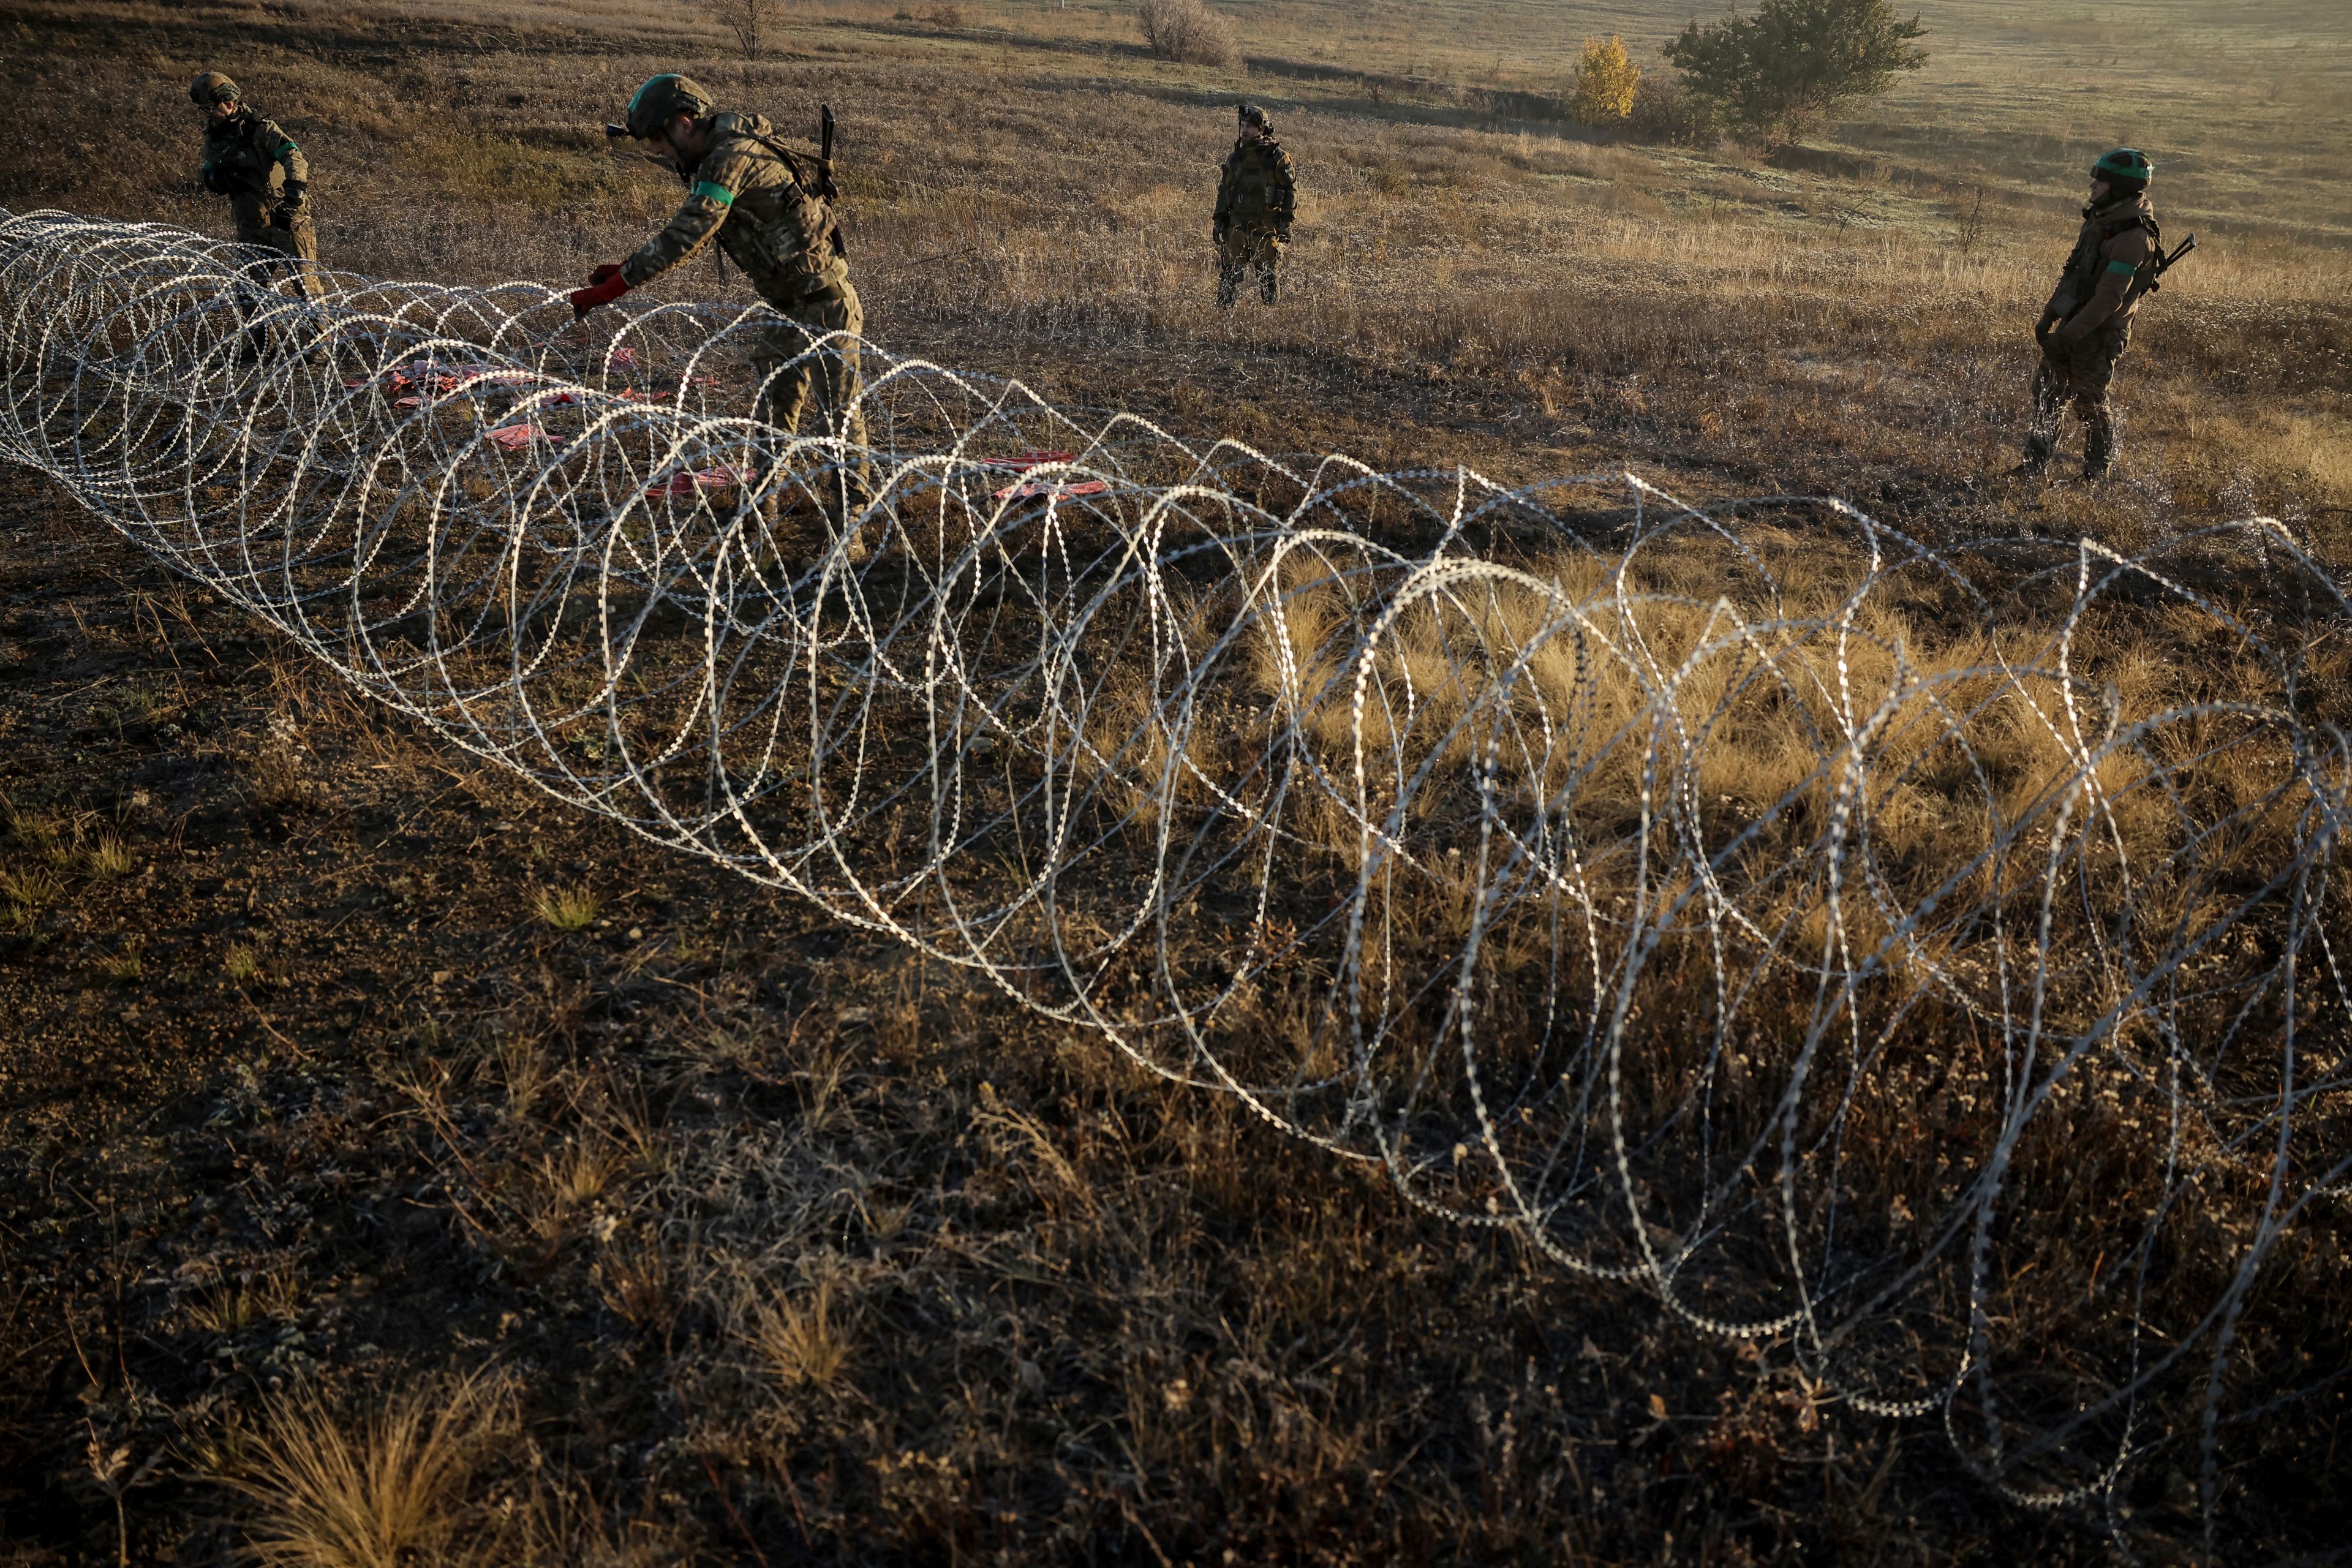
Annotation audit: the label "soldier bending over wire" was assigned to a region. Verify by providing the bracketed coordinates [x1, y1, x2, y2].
[571, 75, 872, 530]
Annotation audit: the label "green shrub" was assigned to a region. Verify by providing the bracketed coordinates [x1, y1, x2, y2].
[1664, 0, 1928, 149]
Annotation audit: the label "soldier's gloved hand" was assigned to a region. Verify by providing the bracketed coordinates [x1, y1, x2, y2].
[1276, 225, 1292, 244]
[569, 265, 631, 320]
[1212, 224, 1227, 246]
[278, 179, 307, 212]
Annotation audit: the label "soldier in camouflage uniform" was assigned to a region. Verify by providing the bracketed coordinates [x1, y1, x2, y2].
[190, 72, 325, 302]
[2021, 148, 2162, 481]
[1213, 104, 1295, 307]
[571, 75, 870, 521]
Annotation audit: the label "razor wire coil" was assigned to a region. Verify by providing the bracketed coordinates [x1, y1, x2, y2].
[3, 211, 2348, 1552]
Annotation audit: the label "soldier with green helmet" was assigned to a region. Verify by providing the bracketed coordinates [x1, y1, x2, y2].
[2021, 148, 2162, 481]
[1213, 104, 1295, 308]
[189, 72, 325, 302]
[571, 74, 870, 522]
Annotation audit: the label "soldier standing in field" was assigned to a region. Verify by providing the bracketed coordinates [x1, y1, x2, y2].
[570, 74, 871, 525]
[2020, 148, 2161, 481]
[190, 72, 325, 301]
[1213, 104, 1295, 308]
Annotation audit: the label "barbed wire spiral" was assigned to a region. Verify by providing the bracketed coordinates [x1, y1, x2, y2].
[3, 210, 2347, 1553]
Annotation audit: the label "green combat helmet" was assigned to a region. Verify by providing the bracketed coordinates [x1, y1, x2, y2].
[621, 74, 714, 141]
[2093, 148, 2153, 190]
[189, 71, 239, 106]
[1238, 103, 1272, 133]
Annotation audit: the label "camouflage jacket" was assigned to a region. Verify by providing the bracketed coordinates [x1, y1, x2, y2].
[619, 111, 848, 307]
[1215, 138, 1295, 232]
[200, 108, 308, 203]
[2046, 192, 2160, 337]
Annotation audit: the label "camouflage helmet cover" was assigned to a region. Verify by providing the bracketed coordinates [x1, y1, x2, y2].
[624, 74, 714, 140]
[2092, 147, 2153, 187]
[1238, 102, 1271, 132]
[189, 71, 239, 106]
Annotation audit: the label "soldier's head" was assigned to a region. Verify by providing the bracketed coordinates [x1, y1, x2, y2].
[622, 74, 716, 168]
[1237, 103, 1271, 141]
[189, 71, 239, 121]
[2089, 147, 2152, 202]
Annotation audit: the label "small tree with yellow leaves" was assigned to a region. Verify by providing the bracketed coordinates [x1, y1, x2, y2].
[1570, 35, 1641, 126]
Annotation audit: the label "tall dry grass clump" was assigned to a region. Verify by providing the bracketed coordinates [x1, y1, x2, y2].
[1136, 0, 1240, 68]
[224, 1374, 507, 1568]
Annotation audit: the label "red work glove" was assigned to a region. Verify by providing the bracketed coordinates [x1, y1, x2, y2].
[569, 264, 630, 319]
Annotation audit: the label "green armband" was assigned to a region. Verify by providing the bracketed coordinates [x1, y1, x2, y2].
[2105, 259, 2138, 277]
[692, 181, 736, 206]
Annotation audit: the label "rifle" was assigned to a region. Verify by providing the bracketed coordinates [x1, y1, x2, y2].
[817, 104, 839, 200]
[2041, 232, 2197, 349]
[818, 104, 848, 258]
[2125, 233, 2197, 309]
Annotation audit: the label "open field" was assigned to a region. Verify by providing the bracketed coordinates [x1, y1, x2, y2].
[2, 1, 2350, 1564]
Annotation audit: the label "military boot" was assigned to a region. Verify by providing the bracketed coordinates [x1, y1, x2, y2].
[1258, 263, 1278, 305]
[2082, 412, 2116, 481]
[1215, 266, 1241, 310]
[2013, 431, 2055, 478]
[834, 469, 876, 565]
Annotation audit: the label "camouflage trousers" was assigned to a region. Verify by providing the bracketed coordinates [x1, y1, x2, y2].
[1216, 227, 1283, 307]
[230, 196, 326, 302]
[750, 281, 875, 540]
[2026, 316, 2132, 475]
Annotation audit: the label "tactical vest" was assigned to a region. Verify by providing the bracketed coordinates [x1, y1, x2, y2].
[700, 114, 846, 303]
[2058, 198, 2161, 321]
[201, 111, 292, 201]
[1218, 140, 1293, 228]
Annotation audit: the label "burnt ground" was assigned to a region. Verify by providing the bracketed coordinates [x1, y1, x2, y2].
[0, 459, 2147, 1565]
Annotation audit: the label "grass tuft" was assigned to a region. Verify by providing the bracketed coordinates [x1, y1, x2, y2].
[533, 885, 600, 932]
[747, 1278, 855, 1390]
[189, 1267, 301, 1335]
[1, 864, 61, 913]
[85, 833, 135, 879]
[2, 794, 62, 854]
[224, 1373, 504, 1568]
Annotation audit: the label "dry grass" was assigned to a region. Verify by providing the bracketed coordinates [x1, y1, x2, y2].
[190, 1267, 304, 1335]
[224, 1374, 507, 1568]
[533, 884, 601, 931]
[1, 0, 2340, 522]
[0, 864, 61, 915]
[745, 1276, 858, 1389]
[84, 832, 135, 879]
